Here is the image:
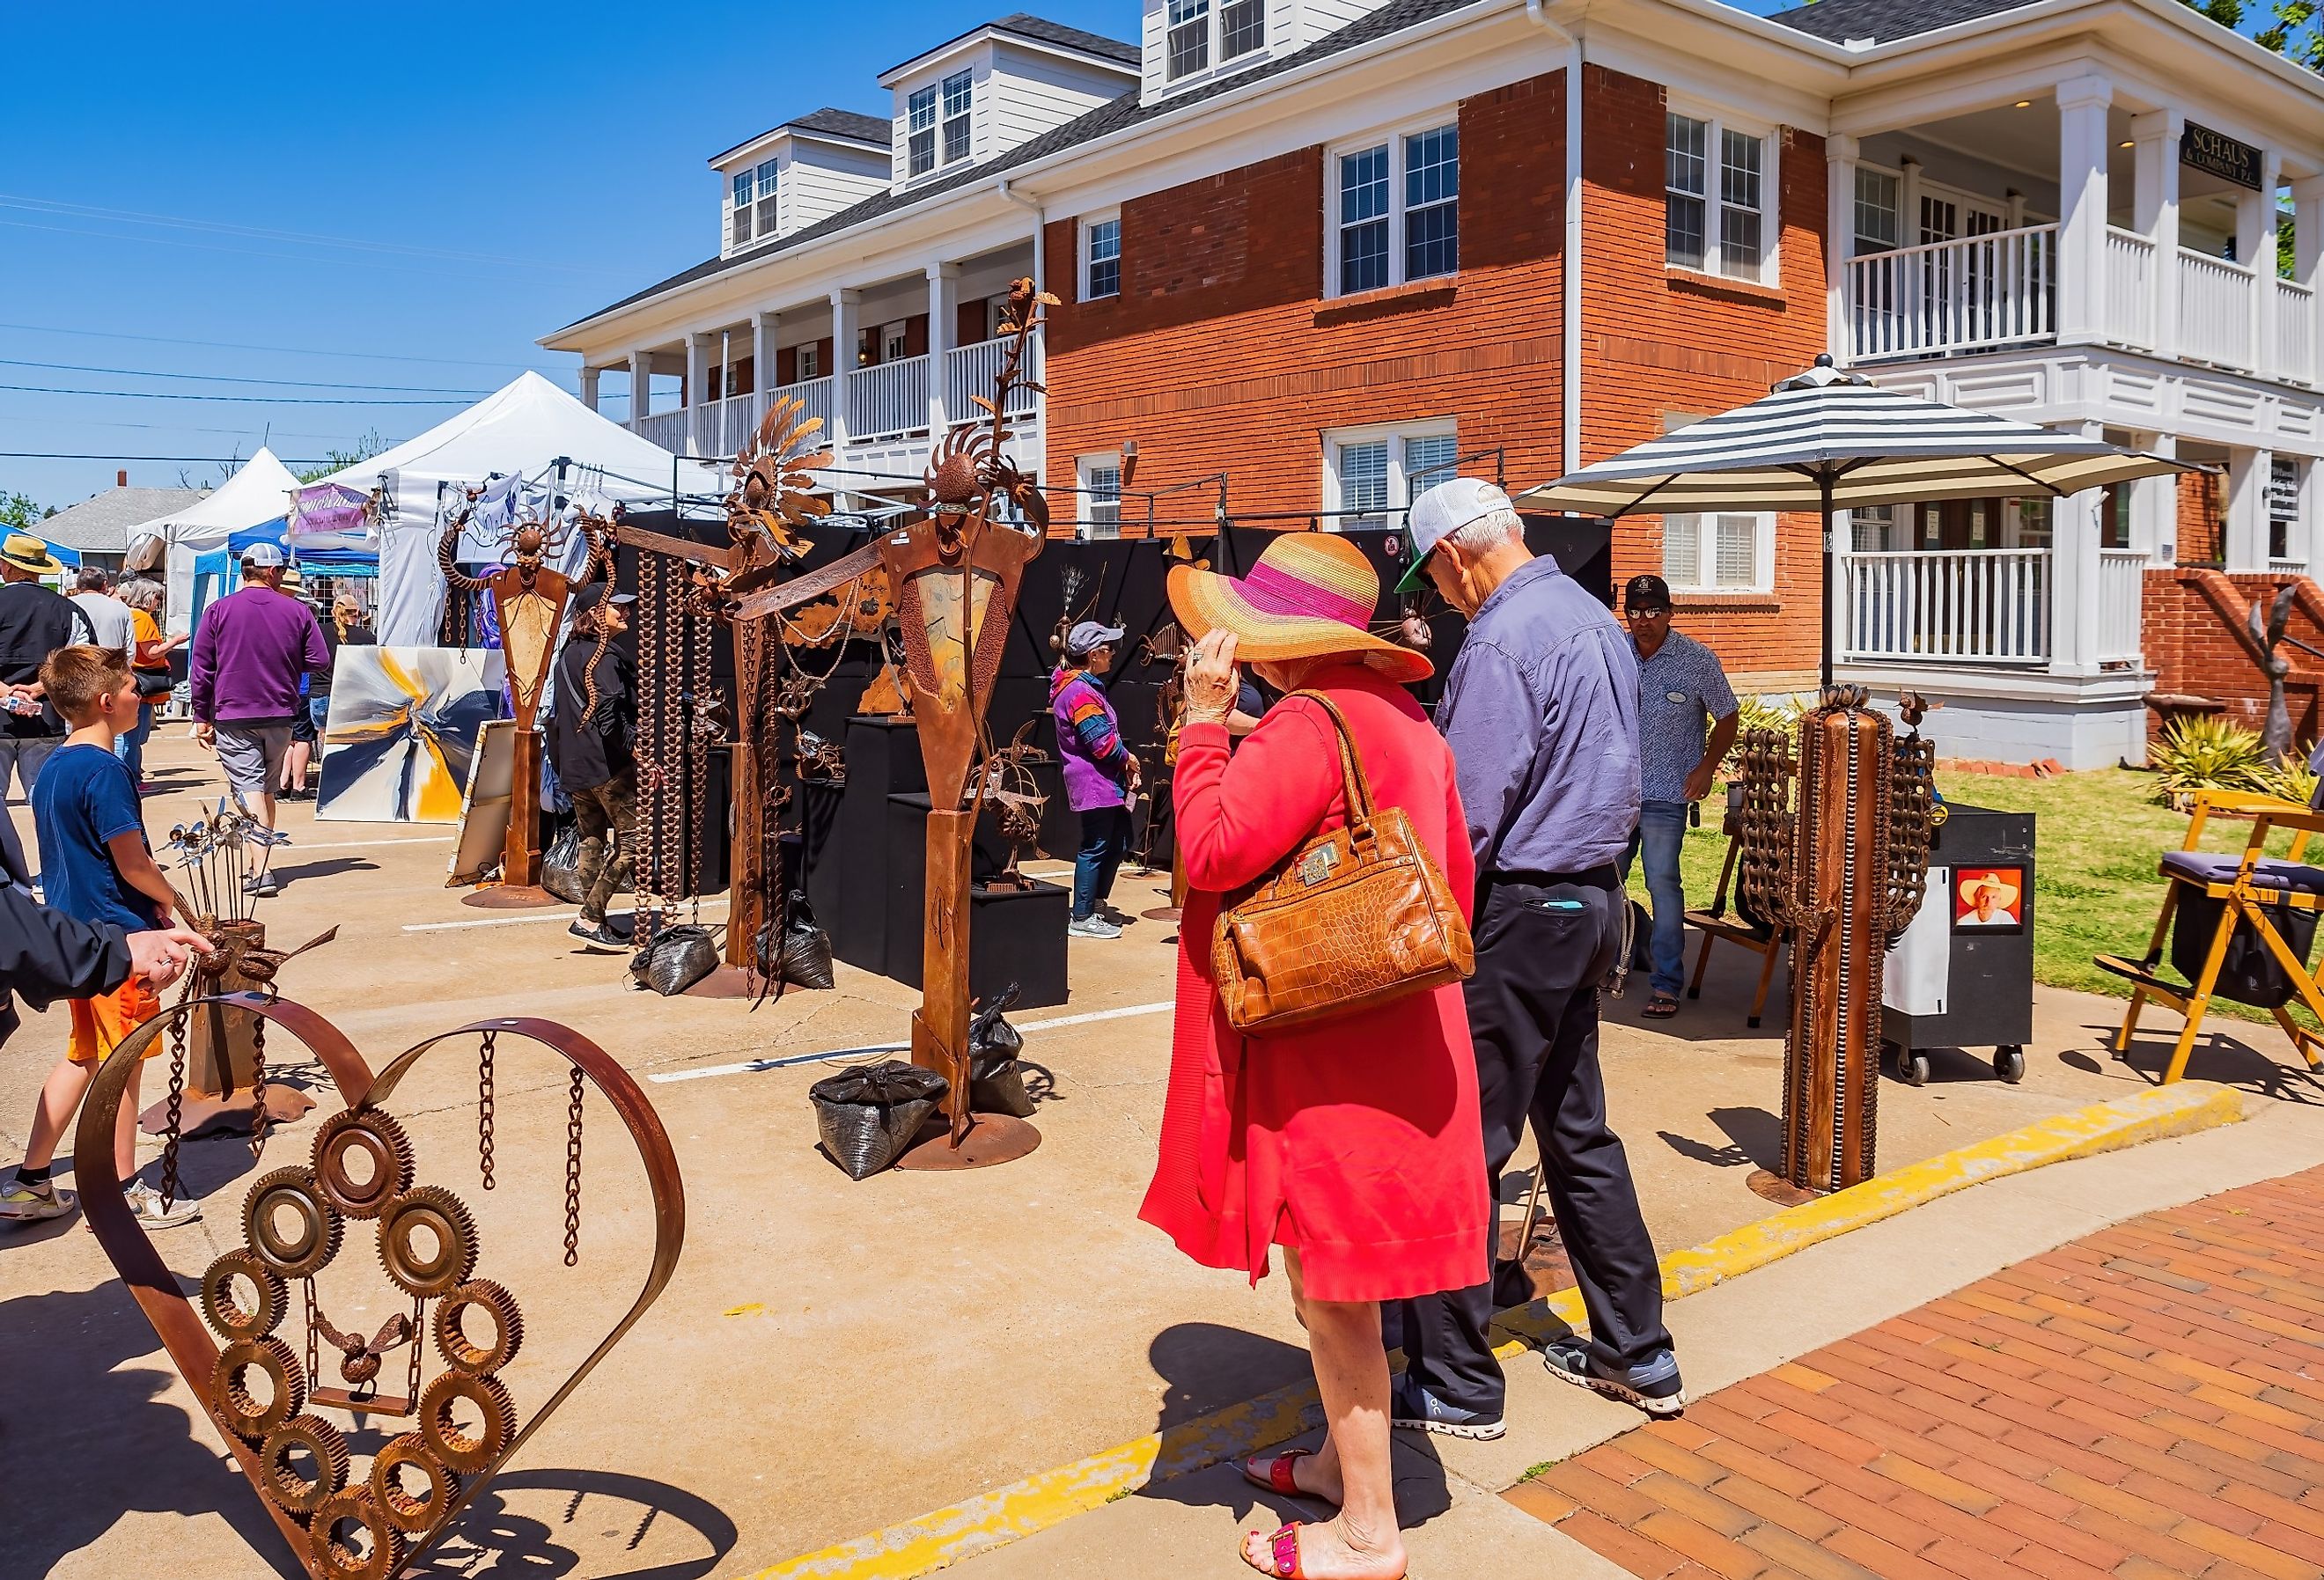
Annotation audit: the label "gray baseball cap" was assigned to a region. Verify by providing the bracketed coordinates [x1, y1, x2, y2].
[1067, 619, 1125, 653]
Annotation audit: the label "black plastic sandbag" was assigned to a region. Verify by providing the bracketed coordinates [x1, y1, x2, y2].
[809, 1060, 950, 1179]
[967, 984, 1036, 1117]
[541, 821, 586, 905]
[754, 896, 835, 990]
[629, 923, 719, 996]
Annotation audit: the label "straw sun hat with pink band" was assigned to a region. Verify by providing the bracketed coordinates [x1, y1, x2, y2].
[1166, 533, 1432, 685]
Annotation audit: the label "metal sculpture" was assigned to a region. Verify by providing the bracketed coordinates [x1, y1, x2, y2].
[980, 718, 1053, 892]
[2249, 584, 2300, 764]
[1734, 686, 1936, 1197]
[77, 994, 683, 1580]
[441, 501, 611, 907]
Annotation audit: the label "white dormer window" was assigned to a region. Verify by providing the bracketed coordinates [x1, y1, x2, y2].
[728, 159, 778, 248]
[732, 171, 754, 246]
[908, 69, 974, 178]
[1165, 0, 1263, 81]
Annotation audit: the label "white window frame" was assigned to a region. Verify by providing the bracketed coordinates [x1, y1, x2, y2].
[1663, 99, 1778, 286]
[880, 320, 909, 364]
[1321, 418, 1458, 529]
[794, 341, 821, 381]
[1324, 114, 1460, 300]
[940, 69, 974, 166]
[1081, 210, 1122, 301]
[1077, 452, 1123, 538]
[730, 170, 754, 248]
[1661, 511, 1775, 592]
[1162, 0, 1268, 86]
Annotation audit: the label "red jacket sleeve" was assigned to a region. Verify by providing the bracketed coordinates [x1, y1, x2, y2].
[1172, 702, 1341, 893]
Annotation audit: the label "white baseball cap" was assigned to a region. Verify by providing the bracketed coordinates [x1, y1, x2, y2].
[239, 543, 287, 569]
[1400, 477, 1515, 592]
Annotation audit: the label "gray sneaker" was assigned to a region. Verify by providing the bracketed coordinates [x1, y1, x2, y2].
[1542, 1336, 1685, 1416]
[1067, 915, 1123, 939]
[1390, 1380, 1506, 1440]
[0, 1172, 77, 1222]
[123, 1180, 202, 1230]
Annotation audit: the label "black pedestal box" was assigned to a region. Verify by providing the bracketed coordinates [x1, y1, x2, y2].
[883, 792, 1070, 1010]
[1881, 803, 2037, 1084]
[828, 717, 926, 975]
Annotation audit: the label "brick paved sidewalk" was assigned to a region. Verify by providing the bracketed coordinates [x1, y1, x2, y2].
[1504, 1164, 2324, 1580]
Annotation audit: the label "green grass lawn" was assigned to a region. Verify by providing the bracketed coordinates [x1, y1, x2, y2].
[1639, 768, 2312, 1027]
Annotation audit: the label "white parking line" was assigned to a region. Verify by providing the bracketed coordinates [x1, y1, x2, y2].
[283, 837, 455, 853]
[646, 1000, 1173, 1084]
[403, 899, 726, 934]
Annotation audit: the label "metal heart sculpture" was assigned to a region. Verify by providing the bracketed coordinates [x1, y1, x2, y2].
[75, 995, 684, 1580]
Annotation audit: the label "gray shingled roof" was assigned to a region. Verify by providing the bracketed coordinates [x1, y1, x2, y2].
[37, 485, 209, 553]
[1766, 0, 2037, 44]
[563, 0, 1472, 332]
[987, 11, 1142, 64]
[791, 107, 893, 145]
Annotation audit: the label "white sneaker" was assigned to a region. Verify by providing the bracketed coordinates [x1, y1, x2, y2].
[123, 1180, 202, 1230]
[1067, 915, 1123, 939]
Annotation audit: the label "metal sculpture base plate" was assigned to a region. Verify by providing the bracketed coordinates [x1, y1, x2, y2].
[461, 883, 563, 909]
[894, 1111, 1043, 1171]
[1746, 1169, 1825, 1207]
[1141, 906, 1183, 922]
[683, 966, 765, 999]
[138, 1084, 313, 1138]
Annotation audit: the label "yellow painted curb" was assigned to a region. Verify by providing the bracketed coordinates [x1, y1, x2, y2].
[741, 1082, 2245, 1580]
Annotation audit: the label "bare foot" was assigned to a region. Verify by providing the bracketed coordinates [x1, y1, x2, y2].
[1239, 1517, 1407, 1578]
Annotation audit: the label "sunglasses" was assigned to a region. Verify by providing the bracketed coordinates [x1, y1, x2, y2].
[1625, 606, 1671, 620]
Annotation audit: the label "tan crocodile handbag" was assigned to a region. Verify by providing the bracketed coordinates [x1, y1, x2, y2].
[1211, 693, 1475, 1034]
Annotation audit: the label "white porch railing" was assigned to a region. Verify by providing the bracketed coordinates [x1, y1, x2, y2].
[698, 389, 770, 457]
[2096, 547, 2144, 665]
[1843, 548, 2049, 664]
[943, 339, 1038, 422]
[846, 355, 929, 441]
[635, 408, 689, 453]
[2278, 280, 2316, 386]
[779, 374, 835, 442]
[2103, 227, 2157, 349]
[2178, 249, 2257, 370]
[1843, 224, 2056, 361]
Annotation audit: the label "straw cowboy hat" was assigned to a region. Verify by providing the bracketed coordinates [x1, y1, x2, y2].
[1959, 870, 2021, 913]
[0, 533, 64, 577]
[1168, 532, 1431, 685]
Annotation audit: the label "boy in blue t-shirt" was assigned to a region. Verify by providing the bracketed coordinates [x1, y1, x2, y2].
[0, 645, 199, 1227]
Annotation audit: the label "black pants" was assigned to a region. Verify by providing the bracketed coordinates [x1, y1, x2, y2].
[1398, 876, 1671, 1416]
[1072, 804, 1130, 921]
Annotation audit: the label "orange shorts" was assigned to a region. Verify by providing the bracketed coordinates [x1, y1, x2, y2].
[68, 979, 163, 1066]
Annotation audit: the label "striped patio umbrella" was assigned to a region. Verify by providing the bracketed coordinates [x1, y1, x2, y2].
[1516, 355, 2185, 687]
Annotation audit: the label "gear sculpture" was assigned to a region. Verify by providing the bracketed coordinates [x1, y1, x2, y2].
[1734, 687, 1937, 1196]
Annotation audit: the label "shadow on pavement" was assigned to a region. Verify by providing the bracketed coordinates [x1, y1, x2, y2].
[1657, 1104, 1781, 1171]
[1150, 1321, 1313, 1430]
[413, 1468, 739, 1580]
[2093, 1018, 2324, 1104]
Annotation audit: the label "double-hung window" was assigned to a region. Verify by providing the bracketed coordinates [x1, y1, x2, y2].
[1662, 513, 1771, 591]
[941, 70, 973, 165]
[1165, 0, 1264, 82]
[1330, 121, 1459, 297]
[1085, 214, 1121, 300]
[907, 70, 974, 178]
[1665, 110, 1775, 282]
[1078, 454, 1123, 538]
[731, 171, 754, 247]
[796, 342, 820, 380]
[1325, 421, 1458, 528]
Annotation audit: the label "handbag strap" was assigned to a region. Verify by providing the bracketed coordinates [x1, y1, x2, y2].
[1290, 692, 1378, 836]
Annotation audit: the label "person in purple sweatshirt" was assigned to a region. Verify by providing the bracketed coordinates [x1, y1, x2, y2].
[188, 545, 328, 898]
[1049, 620, 1140, 939]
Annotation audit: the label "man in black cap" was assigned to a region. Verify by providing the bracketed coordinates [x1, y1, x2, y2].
[1622, 574, 1738, 1020]
[552, 584, 636, 951]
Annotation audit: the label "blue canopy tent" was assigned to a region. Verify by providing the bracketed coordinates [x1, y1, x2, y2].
[190, 518, 291, 628]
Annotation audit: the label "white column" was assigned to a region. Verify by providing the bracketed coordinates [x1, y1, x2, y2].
[2048, 421, 2107, 677]
[2298, 456, 2324, 575]
[2056, 74, 2114, 346]
[2296, 175, 2324, 386]
[1826, 134, 1859, 365]
[578, 366, 600, 413]
[2239, 150, 2284, 378]
[2131, 431, 2179, 565]
[2131, 110, 2181, 357]
[754, 310, 779, 395]
[829, 288, 859, 452]
[627, 349, 651, 428]
[2225, 447, 2270, 571]
[685, 332, 713, 457]
[927, 261, 959, 434]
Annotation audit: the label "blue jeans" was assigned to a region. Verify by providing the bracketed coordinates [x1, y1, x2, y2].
[1072, 805, 1131, 921]
[1622, 799, 1689, 998]
[120, 702, 152, 783]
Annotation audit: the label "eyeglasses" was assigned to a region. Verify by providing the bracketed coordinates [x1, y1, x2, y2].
[1625, 606, 1671, 621]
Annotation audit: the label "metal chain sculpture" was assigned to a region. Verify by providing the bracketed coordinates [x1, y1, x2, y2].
[1733, 687, 1937, 1197]
[75, 984, 682, 1580]
[440, 498, 613, 908]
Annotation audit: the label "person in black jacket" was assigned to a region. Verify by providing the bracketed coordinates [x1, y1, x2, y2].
[551, 584, 636, 952]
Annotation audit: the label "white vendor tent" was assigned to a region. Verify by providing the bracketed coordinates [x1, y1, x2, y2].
[122, 447, 304, 636]
[305, 371, 722, 645]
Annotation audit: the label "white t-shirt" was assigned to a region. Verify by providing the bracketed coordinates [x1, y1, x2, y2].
[69, 592, 136, 658]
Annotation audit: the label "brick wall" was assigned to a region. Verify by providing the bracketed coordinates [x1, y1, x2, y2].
[1579, 65, 1828, 681]
[2144, 568, 2324, 743]
[2177, 470, 2224, 564]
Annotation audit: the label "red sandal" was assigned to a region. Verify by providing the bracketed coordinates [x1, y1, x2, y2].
[1239, 1521, 1407, 1579]
[1239, 1448, 1318, 1498]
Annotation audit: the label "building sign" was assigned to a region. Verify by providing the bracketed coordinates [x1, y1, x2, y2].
[2181, 122, 2263, 192]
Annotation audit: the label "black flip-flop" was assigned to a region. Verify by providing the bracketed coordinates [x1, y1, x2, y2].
[1643, 995, 1679, 1019]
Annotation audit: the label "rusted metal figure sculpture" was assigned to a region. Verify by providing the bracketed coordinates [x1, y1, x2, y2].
[77, 993, 683, 1580]
[442, 500, 612, 908]
[1734, 686, 1936, 1197]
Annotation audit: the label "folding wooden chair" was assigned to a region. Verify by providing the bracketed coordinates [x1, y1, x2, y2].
[1684, 829, 1785, 1028]
[2094, 790, 2324, 1084]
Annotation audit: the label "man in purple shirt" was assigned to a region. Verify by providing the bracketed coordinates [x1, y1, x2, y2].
[188, 545, 328, 897]
[1391, 478, 1682, 1440]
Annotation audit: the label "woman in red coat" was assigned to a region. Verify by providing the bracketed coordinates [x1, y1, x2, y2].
[1138, 533, 1487, 1580]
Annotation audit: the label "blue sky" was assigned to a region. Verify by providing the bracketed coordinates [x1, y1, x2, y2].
[4, 0, 1815, 514]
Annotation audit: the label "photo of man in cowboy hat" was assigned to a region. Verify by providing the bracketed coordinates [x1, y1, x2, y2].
[0, 532, 95, 804]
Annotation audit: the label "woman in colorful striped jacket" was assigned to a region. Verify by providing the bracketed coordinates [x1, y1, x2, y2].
[1048, 620, 1140, 938]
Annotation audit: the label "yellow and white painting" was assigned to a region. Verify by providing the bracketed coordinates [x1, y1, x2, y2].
[318, 646, 507, 823]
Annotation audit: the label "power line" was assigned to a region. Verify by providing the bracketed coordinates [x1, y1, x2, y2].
[0, 413, 376, 443]
[0, 383, 468, 406]
[0, 357, 494, 395]
[0, 452, 335, 464]
[0, 216, 590, 288]
[0, 320, 569, 373]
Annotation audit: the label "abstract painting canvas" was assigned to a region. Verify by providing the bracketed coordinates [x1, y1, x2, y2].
[318, 646, 507, 822]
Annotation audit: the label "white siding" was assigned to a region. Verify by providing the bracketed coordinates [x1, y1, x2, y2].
[989, 42, 1134, 155]
[1141, 0, 1394, 104]
[889, 48, 995, 187]
[789, 143, 891, 231]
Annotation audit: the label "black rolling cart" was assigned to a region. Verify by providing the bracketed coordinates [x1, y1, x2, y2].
[1881, 803, 2036, 1086]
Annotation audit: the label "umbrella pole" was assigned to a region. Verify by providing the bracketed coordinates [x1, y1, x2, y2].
[1819, 473, 1835, 693]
